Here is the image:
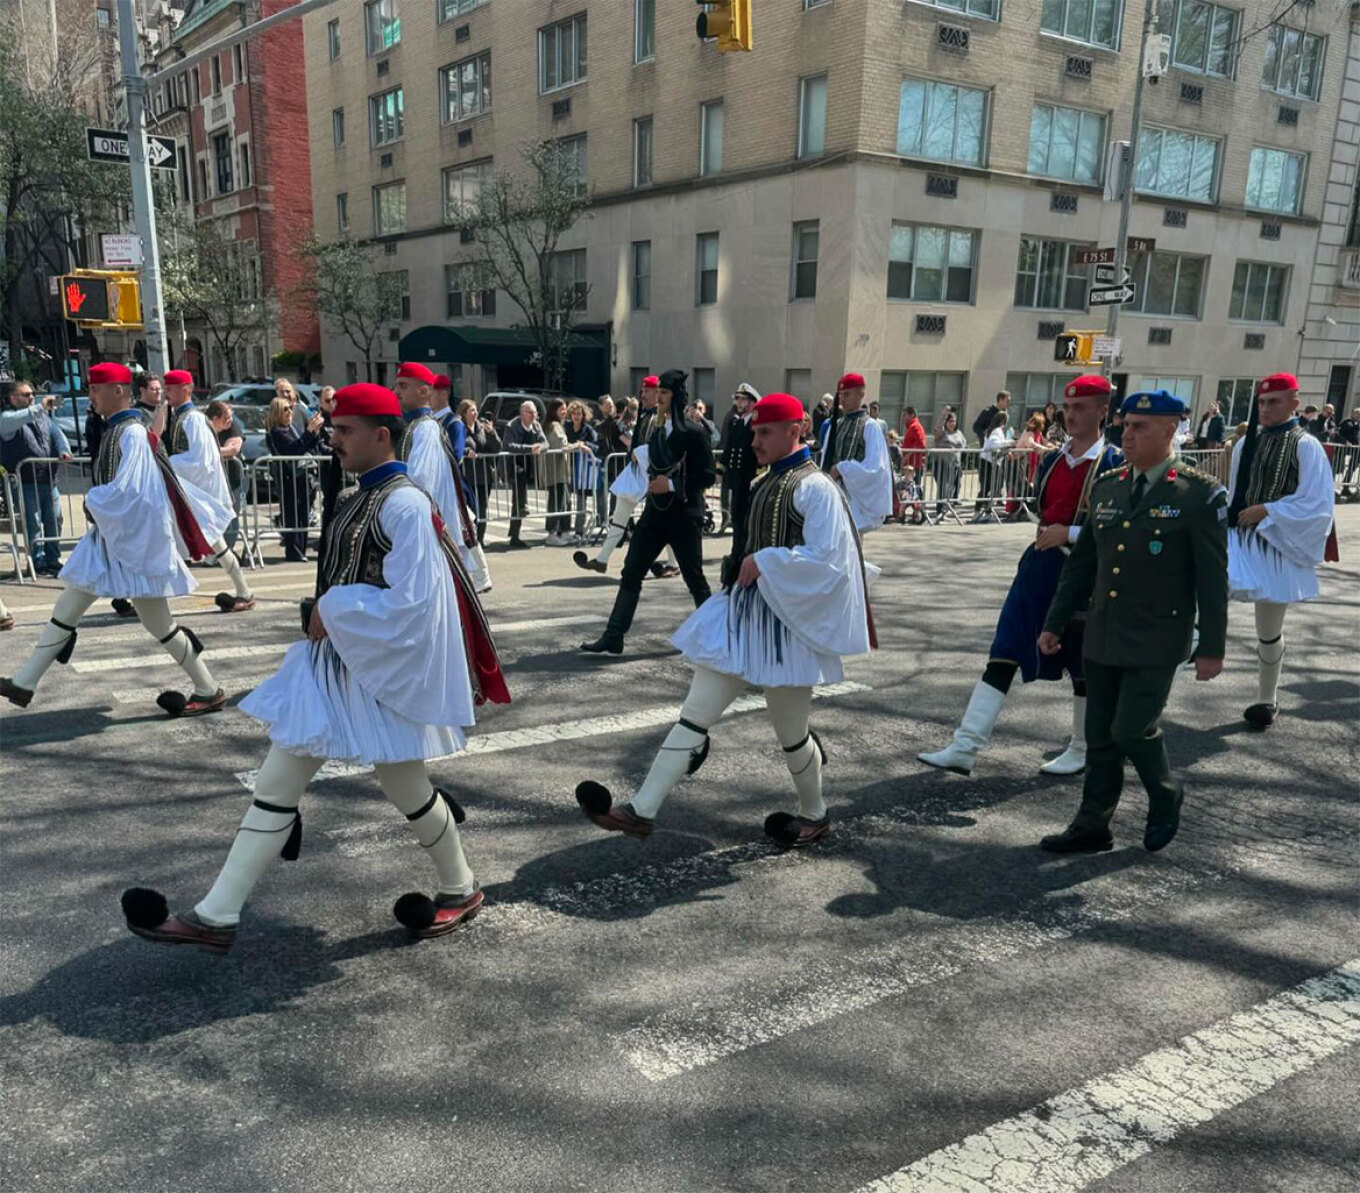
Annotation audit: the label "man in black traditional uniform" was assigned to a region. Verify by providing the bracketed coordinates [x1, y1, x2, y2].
[717, 382, 759, 545]
[1037, 389, 1228, 855]
[580, 369, 715, 656]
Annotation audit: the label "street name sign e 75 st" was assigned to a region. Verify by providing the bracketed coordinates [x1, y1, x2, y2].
[86, 128, 177, 171]
[1089, 283, 1137, 306]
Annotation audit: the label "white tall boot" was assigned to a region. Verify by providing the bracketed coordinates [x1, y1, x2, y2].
[1040, 695, 1087, 775]
[917, 680, 1006, 775]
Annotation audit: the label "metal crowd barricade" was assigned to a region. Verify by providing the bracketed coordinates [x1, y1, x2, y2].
[459, 447, 612, 546]
[8, 456, 94, 580]
[1327, 442, 1360, 500]
[244, 454, 324, 566]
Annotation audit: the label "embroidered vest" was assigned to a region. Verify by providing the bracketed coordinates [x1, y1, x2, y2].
[825, 411, 869, 469]
[168, 404, 196, 455]
[745, 458, 818, 554]
[1244, 425, 1304, 506]
[94, 418, 136, 486]
[316, 471, 408, 596]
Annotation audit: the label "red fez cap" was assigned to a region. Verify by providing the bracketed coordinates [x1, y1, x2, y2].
[333, 383, 401, 419]
[752, 393, 806, 426]
[1257, 373, 1298, 395]
[163, 369, 194, 386]
[1063, 374, 1112, 399]
[88, 363, 133, 385]
[396, 362, 436, 385]
[433, 374, 451, 391]
[642, 375, 660, 388]
[837, 372, 866, 391]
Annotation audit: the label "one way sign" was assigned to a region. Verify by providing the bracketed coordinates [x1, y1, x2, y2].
[1089, 283, 1137, 306]
[86, 128, 177, 171]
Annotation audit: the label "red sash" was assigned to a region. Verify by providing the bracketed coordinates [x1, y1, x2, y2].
[148, 432, 212, 560]
[432, 511, 510, 706]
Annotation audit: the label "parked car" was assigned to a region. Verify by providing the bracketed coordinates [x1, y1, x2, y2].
[48, 393, 92, 453]
[212, 381, 322, 412]
[478, 390, 598, 435]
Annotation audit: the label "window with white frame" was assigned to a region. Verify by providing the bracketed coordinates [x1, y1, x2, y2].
[212, 131, 233, 194]
[896, 78, 987, 166]
[381, 269, 410, 320]
[1262, 25, 1325, 101]
[798, 75, 827, 160]
[632, 240, 651, 311]
[635, 0, 655, 62]
[1014, 236, 1091, 310]
[1126, 249, 1206, 318]
[443, 159, 490, 222]
[696, 232, 719, 306]
[211, 55, 221, 95]
[1229, 261, 1288, 322]
[439, 0, 486, 22]
[369, 87, 404, 146]
[548, 248, 588, 311]
[888, 224, 977, 303]
[920, 0, 999, 18]
[555, 134, 587, 196]
[364, 0, 400, 55]
[373, 181, 406, 235]
[1133, 376, 1196, 408]
[336, 192, 349, 236]
[539, 12, 586, 93]
[1215, 377, 1255, 424]
[1163, 0, 1237, 77]
[879, 371, 965, 427]
[327, 18, 340, 59]
[332, 107, 345, 147]
[1028, 104, 1105, 183]
[1040, 0, 1122, 49]
[445, 262, 495, 317]
[634, 116, 653, 187]
[1005, 373, 1070, 410]
[1135, 126, 1219, 202]
[1246, 147, 1306, 214]
[234, 43, 245, 83]
[790, 221, 819, 301]
[700, 100, 723, 176]
[441, 52, 490, 124]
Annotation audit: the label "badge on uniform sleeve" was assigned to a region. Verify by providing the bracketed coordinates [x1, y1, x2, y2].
[1149, 541, 1163, 556]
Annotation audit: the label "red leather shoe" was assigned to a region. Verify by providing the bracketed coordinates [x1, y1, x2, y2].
[121, 888, 236, 954]
[764, 812, 831, 849]
[393, 886, 484, 939]
[575, 781, 653, 838]
[215, 593, 257, 613]
[157, 687, 228, 717]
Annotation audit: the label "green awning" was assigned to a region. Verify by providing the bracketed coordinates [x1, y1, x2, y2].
[399, 325, 603, 367]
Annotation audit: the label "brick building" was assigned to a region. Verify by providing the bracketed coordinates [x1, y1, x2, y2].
[302, 0, 1348, 428]
[151, 0, 319, 384]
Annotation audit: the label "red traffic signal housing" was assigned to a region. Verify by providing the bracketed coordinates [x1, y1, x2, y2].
[696, 0, 753, 52]
[61, 275, 112, 323]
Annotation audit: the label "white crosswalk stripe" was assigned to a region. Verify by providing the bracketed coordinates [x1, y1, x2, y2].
[855, 960, 1360, 1193]
[234, 681, 872, 789]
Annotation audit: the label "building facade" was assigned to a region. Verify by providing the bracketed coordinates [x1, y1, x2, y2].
[302, 0, 1348, 430]
[150, 0, 319, 384]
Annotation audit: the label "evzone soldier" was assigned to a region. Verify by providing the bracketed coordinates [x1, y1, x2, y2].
[575, 394, 872, 847]
[157, 369, 256, 613]
[1226, 372, 1337, 729]
[574, 376, 680, 579]
[1, 363, 227, 717]
[110, 373, 169, 618]
[120, 383, 510, 952]
[819, 372, 893, 538]
[919, 375, 1123, 776]
[430, 374, 465, 455]
[1037, 389, 1228, 854]
[580, 370, 715, 655]
[394, 362, 493, 594]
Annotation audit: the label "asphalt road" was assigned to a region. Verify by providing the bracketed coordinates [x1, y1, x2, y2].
[1, 511, 1357, 1193]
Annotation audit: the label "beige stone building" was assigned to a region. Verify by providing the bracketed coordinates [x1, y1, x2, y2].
[302, 0, 1350, 431]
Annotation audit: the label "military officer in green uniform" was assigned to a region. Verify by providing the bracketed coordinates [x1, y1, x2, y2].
[1037, 389, 1228, 854]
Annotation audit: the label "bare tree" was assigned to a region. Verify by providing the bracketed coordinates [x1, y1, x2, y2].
[447, 140, 593, 391]
[297, 236, 406, 382]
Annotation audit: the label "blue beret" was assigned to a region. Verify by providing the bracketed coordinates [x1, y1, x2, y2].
[1120, 389, 1187, 417]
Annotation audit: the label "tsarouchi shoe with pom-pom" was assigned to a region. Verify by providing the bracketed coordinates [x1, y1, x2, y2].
[392, 886, 484, 939]
[764, 812, 831, 850]
[574, 781, 653, 838]
[121, 888, 236, 955]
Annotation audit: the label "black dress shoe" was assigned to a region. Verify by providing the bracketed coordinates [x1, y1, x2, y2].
[1242, 702, 1277, 729]
[580, 632, 624, 655]
[508, 538, 531, 550]
[1144, 790, 1184, 853]
[1039, 824, 1114, 854]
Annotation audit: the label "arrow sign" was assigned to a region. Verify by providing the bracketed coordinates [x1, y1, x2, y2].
[86, 128, 177, 171]
[1089, 283, 1137, 306]
[1094, 264, 1132, 286]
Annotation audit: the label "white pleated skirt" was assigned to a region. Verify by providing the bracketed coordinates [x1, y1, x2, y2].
[1228, 530, 1319, 604]
[240, 639, 465, 765]
[672, 588, 843, 689]
[60, 531, 197, 599]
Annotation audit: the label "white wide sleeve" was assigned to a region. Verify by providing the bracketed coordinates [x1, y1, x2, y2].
[170, 411, 234, 510]
[753, 474, 871, 659]
[1259, 434, 1335, 568]
[405, 420, 467, 537]
[84, 425, 181, 576]
[317, 486, 475, 728]
[836, 418, 894, 525]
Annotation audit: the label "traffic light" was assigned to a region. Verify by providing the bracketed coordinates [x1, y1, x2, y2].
[1054, 331, 1094, 365]
[696, 0, 753, 52]
[61, 274, 111, 323]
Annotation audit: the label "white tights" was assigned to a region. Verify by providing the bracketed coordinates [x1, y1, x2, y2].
[1255, 601, 1288, 707]
[210, 538, 252, 599]
[595, 495, 676, 568]
[195, 746, 475, 926]
[630, 666, 824, 821]
[12, 586, 217, 696]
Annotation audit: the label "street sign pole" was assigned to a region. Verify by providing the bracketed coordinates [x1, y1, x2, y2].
[115, 0, 167, 375]
[1106, 0, 1157, 373]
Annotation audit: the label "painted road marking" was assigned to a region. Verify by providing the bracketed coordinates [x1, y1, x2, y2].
[618, 864, 1211, 1083]
[71, 614, 601, 673]
[855, 959, 1360, 1193]
[235, 682, 872, 790]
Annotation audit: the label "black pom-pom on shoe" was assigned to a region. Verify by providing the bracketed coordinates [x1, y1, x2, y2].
[575, 780, 612, 815]
[156, 690, 188, 717]
[393, 892, 437, 931]
[121, 887, 170, 929]
[763, 812, 831, 849]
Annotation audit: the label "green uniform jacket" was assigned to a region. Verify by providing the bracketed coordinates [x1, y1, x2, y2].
[1044, 455, 1229, 667]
